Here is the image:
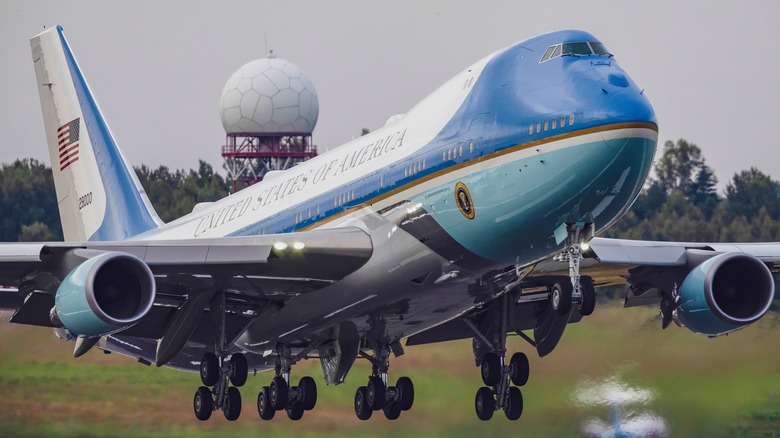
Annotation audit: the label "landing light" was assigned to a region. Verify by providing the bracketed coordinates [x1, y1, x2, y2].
[292, 241, 305, 250]
[273, 242, 288, 251]
[580, 242, 590, 252]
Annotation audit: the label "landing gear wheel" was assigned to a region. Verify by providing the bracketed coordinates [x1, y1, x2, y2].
[383, 401, 402, 420]
[286, 402, 304, 421]
[354, 386, 372, 420]
[200, 353, 219, 387]
[229, 353, 248, 387]
[223, 386, 242, 421]
[504, 386, 523, 420]
[509, 352, 530, 386]
[577, 276, 596, 316]
[257, 386, 275, 420]
[551, 281, 572, 316]
[193, 386, 213, 421]
[481, 352, 501, 387]
[366, 376, 386, 410]
[299, 376, 317, 411]
[269, 376, 289, 410]
[396, 376, 414, 411]
[475, 386, 495, 421]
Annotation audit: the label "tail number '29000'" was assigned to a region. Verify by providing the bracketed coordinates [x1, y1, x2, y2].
[78, 192, 92, 210]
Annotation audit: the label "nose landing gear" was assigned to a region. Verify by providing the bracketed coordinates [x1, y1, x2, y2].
[552, 222, 596, 316]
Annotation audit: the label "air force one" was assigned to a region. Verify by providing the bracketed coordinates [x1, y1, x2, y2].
[1, 25, 775, 422]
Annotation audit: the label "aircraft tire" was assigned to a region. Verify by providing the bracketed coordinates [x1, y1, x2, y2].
[577, 276, 596, 316]
[229, 353, 248, 387]
[504, 386, 523, 420]
[270, 376, 289, 410]
[551, 281, 572, 315]
[366, 376, 386, 410]
[286, 401, 304, 420]
[299, 376, 318, 411]
[383, 400, 402, 420]
[475, 386, 495, 421]
[193, 386, 213, 421]
[223, 386, 242, 421]
[509, 352, 530, 386]
[354, 386, 372, 420]
[481, 353, 501, 387]
[396, 376, 414, 411]
[257, 386, 275, 420]
[200, 353, 219, 387]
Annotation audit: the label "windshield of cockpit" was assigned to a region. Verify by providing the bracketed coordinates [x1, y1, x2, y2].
[539, 42, 611, 62]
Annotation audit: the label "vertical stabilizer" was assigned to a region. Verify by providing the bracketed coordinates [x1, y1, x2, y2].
[30, 26, 162, 241]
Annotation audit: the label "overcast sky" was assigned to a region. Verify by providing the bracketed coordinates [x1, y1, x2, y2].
[1, 1, 778, 191]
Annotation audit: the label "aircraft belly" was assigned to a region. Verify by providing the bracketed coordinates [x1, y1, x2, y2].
[236, 209, 472, 353]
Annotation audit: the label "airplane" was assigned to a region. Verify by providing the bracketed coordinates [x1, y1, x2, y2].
[0, 24, 775, 423]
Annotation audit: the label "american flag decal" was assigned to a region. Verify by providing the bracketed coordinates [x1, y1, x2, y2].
[57, 118, 80, 171]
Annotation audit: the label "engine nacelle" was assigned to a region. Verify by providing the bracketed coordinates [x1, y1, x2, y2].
[677, 252, 775, 336]
[54, 252, 155, 337]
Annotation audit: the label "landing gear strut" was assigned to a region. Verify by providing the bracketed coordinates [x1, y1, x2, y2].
[354, 343, 414, 420]
[256, 345, 318, 421]
[552, 222, 596, 316]
[468, 294, 529, 421]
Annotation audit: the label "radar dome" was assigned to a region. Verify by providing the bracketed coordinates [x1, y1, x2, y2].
[220, 57, 319, 134]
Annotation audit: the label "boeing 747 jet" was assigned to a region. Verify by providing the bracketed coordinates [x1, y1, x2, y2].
[0, 26, 774, 422]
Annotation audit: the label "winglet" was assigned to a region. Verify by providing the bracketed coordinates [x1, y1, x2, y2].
[30, 26, 162, 241]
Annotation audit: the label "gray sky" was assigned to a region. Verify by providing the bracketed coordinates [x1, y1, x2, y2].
[1, 1, 778, 191]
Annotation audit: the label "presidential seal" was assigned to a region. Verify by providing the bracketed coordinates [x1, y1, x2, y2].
[454, 182, 475, 220]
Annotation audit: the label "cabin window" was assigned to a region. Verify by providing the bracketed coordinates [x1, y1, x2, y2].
[423, 159, 426, 170]
[442, 151, 446, 161]
[528, 125, 533, 135]
[308, 208, 311, 219]
[536, 123, 541, 133]
[552, 118, 557, 129]
[459, 145, 463, 157]
[569, 114, 575, 125]
[316, 205, 320, 215]
[560, 116, 566, 127]
[448, 149, 452, 160]
[544, 120, 549, 131]
[469, 142, 474, 153]
[380, 176, 383, 188]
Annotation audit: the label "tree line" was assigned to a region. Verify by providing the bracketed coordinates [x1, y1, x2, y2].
[0, 159, 228, 241]
[1, 139, 778, 245]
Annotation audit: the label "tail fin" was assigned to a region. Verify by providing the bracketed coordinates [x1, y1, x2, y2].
[30, 26, 162, 241]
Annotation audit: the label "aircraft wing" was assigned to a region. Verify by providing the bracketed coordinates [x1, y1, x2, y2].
[0, 227, 373, 363]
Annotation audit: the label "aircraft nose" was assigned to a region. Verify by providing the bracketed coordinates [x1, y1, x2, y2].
[602, 87, 656, 126]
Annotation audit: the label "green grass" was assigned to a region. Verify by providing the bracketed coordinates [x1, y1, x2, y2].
[0, 304, 778, 437]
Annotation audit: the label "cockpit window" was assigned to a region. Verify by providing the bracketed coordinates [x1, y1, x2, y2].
[590, 42, 610, 55]
[539, 41, 612, 62]
[562, 42, 592, 56]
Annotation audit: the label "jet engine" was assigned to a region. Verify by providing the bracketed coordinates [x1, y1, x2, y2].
[53, 252, 155, 337]
[677, 252, 775, 336]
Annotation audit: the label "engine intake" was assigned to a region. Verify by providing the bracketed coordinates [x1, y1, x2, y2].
[54, 252, 155, 337]
[678, 252, 775, 336]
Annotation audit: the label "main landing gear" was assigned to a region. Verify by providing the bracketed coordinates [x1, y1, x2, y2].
[257, 345, 318, 421]
[467, 294, 529, 421]
[193, 351, 248, 421]
[192, 290, 249, 421]
[551, 222, 596, 317]
[354, 343, 415, 420]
